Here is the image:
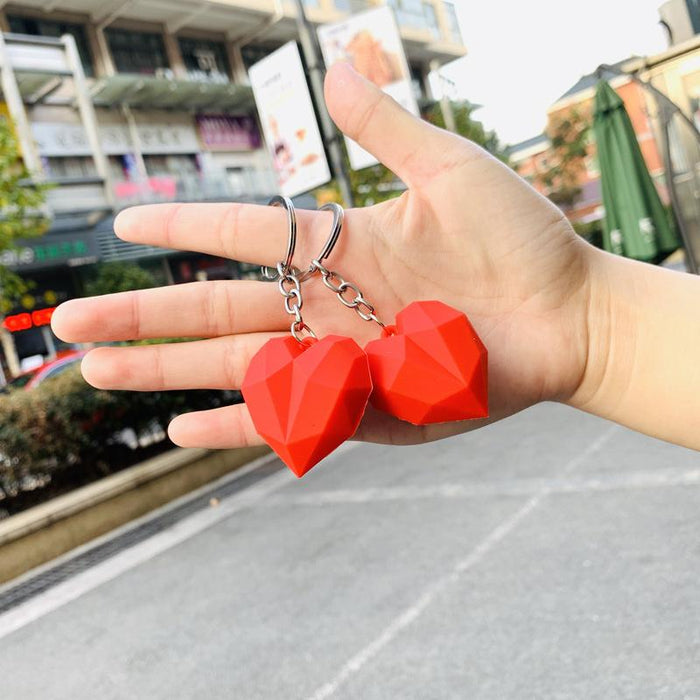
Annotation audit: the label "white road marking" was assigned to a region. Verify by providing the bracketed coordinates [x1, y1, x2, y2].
[263, 467, 700, 508]
[0, 467, 295, 641]
[0, 450, 281, 597]
[306, 425, 619, 700]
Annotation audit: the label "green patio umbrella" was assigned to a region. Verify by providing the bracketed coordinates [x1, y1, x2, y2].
[593, 80, 679, 261]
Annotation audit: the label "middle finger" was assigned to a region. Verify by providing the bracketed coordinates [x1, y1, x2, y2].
[52, 280, 287, 343]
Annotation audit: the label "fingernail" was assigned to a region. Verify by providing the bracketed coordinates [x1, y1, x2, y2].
[330, 61, 362, 87]
[114, 207, 138, 241]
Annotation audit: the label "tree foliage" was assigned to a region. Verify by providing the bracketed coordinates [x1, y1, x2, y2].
[537, 109, 590, 207]
[0, 118, 49, 310]
[84, 262, 156, 297]
[317, 100, 509, 208]
[424, 100, 510, 163]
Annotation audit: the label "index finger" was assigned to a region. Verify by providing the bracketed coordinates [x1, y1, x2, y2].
[114, 202, 359, 269]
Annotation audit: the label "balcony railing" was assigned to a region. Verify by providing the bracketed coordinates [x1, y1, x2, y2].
[111, 171, 278, 209]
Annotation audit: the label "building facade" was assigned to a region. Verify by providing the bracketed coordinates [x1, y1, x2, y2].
[0, 0, 465, 375]
[510, 64, 667, 226]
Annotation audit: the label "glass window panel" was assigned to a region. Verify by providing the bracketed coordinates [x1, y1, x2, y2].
[178, 36, 230, 83]
[105, 28, 169, 75]
[7, 15, 94, 76]
[443, 1, 462, 43]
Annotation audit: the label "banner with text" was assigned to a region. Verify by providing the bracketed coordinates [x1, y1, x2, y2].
[248, 42, 330, 198]
[317, 5, 419, 171]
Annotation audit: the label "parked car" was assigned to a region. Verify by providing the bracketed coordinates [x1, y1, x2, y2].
[2, 351, 87, 392]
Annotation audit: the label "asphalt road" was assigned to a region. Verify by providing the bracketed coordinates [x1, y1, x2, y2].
[0, 403, 698, 699]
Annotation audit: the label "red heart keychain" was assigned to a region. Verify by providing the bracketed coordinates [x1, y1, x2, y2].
[242, 335, 372, 477]
[296, 205, 488, 428]
[364, 300, 487, 425]
[242, 197, 374, 477]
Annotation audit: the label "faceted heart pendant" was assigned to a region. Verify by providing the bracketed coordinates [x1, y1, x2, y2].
[365, 301, 487, 425]
[242, 335, 372, 477]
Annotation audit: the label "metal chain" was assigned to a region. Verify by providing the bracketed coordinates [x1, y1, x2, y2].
[311, 260, 385, 327]
[276, 262, 317, 344]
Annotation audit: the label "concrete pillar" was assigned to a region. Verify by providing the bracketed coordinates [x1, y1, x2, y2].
[85, 23, 112, 78]
[121, 104, 149, 181]
[163, 30, 187, 79]
[430, 58, 457, 133]
[433, 0, 452, 44]
[41, 326, 57, 361]
[0, 34, 44, 175]
[62, 33, 114, 204]
[0, 329, 20, 378]
[226, 41, 248, 84]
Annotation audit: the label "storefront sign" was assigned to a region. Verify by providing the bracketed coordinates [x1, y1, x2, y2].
[317, 6, 419, 170]
[30, 121, 200, 156]
[196, 115, 261, 151]
[248, 42, 331, 198]
[0, 233, 98, 271]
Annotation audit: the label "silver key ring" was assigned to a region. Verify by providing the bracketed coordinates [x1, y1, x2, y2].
[298, 202, 344, 282]
[261, 195, 297, 281]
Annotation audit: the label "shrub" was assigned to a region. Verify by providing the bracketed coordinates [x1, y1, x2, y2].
[0, 366, 240, 515]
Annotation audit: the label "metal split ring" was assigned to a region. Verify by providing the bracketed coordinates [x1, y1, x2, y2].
[297, 202, 344, 282]
[261, 195, 297, 281]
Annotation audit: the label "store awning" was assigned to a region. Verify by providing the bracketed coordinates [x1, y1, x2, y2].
[90, 74, 255, 111]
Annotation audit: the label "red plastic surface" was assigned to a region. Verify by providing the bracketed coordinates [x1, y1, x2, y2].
[365, 300, 488, 425]
[242, 335, 372, 477]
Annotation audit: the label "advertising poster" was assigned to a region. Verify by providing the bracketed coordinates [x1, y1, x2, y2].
[248, 42, 331, 198]
[317, 5, 419, 171]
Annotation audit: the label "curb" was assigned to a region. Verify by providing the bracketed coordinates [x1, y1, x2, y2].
[0, 445, 269, 584]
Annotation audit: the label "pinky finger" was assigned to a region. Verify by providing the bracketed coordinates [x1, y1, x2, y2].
[168, 403, 263, 449]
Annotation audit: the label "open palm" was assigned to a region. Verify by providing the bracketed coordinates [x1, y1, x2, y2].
[52, 63, 592, 449]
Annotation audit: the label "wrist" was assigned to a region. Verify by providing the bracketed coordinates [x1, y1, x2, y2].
[565, 245, 638, 418]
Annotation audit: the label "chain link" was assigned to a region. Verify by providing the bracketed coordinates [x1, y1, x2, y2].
[277, 268, 317, 344]
[311, 260, 385, 327]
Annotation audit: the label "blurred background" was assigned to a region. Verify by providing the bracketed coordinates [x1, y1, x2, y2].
[2, 0, 700, 383]
[0, 3, 699, 697]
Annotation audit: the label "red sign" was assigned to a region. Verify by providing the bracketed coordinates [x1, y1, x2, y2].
[3, 307, 55, 332]
[32, 307, 56, 327]
[3, 313, 32, 332]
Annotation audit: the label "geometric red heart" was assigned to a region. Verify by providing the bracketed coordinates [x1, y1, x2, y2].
[364, 300, 487, 425]
[242, 335, 372, 477]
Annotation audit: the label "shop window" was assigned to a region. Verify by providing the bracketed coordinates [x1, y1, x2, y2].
[43, 156, 97, 179]
[178, 37, 230, 83]
[105, 28, 169, 75]
[144, 154, 198, 177]
[7, 15, 94, 76]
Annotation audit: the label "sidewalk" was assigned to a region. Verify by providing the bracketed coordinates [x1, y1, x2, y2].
[0, 403, 698, 699]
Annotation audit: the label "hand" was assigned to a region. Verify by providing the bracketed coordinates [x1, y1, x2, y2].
[51, 63, 593, 449]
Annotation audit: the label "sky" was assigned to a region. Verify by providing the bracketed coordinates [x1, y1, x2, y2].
[443, 0, 671, 146]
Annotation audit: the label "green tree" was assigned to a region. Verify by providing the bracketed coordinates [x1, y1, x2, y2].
[0, 118, 49, 313]
[424, 100, 510, 163]
[84, 262, 156, 297]
[537, 109, 590, 208]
